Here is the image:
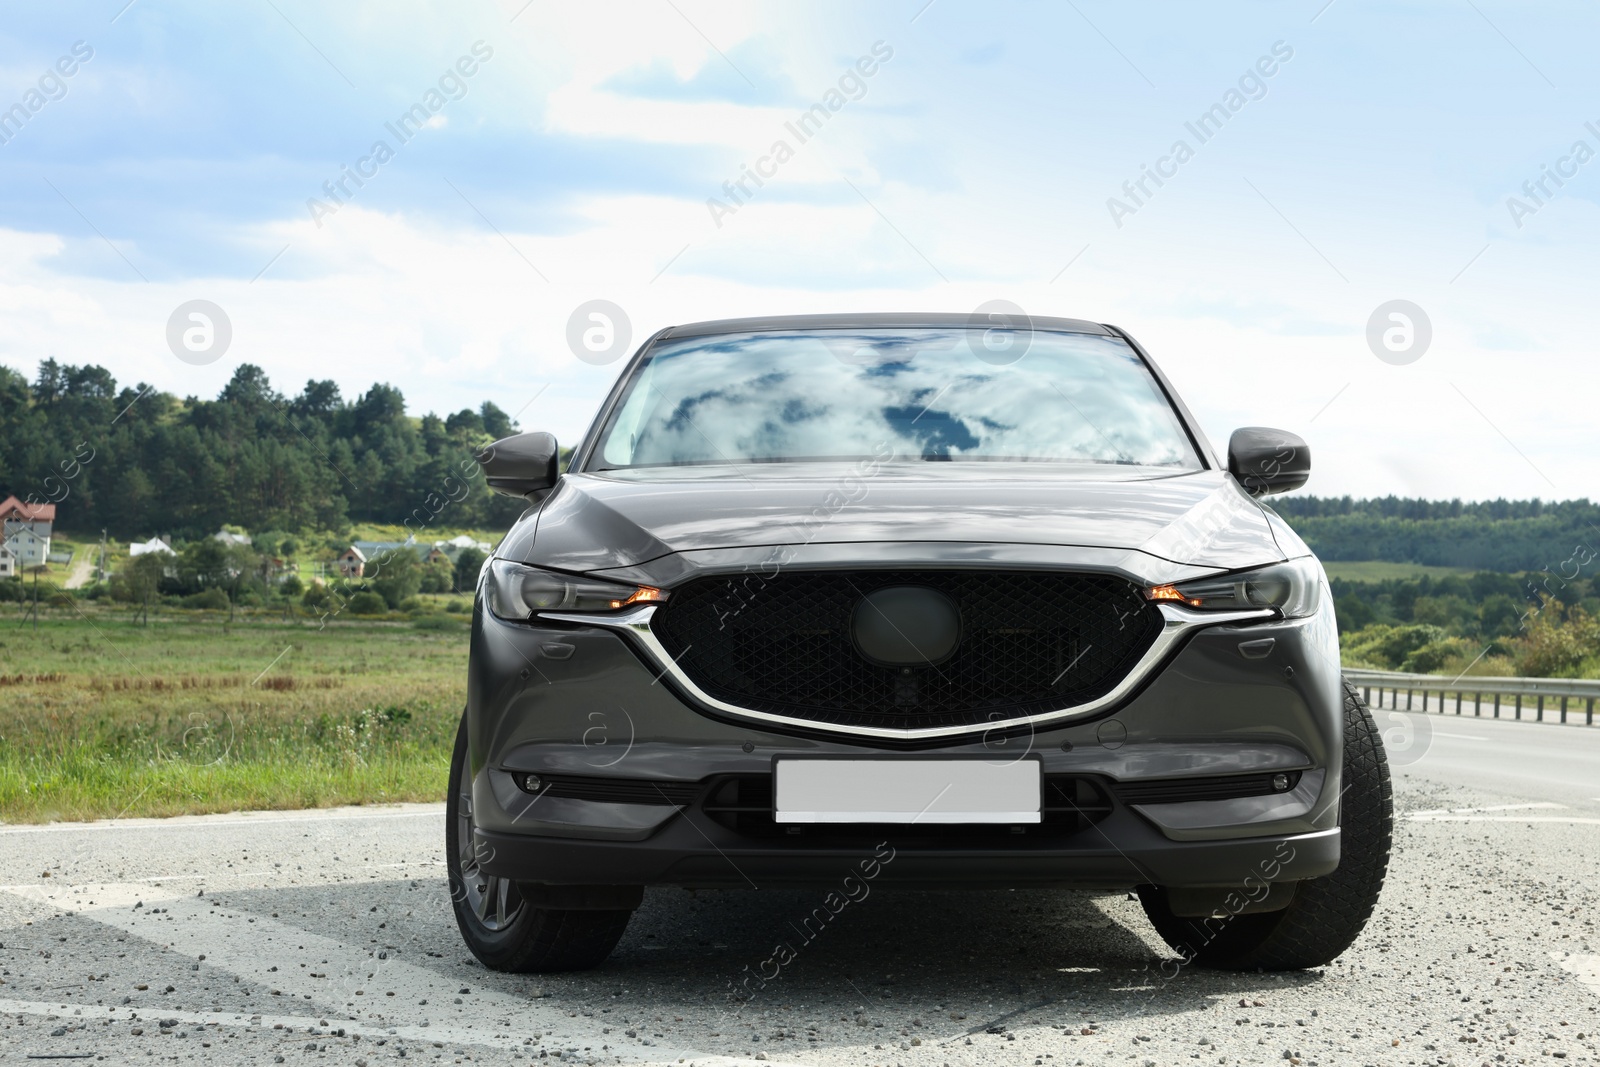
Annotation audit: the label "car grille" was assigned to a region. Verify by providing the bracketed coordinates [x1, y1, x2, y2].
[650, 569, 1163, 731]
[1112, 770, 1301, 805]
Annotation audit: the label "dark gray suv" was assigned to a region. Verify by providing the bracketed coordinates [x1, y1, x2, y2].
[448, 313, 1392, 973]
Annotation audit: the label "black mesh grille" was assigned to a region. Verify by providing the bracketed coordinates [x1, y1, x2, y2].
[651, 570, 1163, 730]
[1113, 770, 1301, 805]
[512, 773, 701, 806]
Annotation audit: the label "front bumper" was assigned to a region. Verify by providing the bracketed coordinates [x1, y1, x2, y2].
[465, 587, 1346, 890]
[474, 816, 1338, 890]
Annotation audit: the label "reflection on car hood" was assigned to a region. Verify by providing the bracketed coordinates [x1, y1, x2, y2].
[499, 463, 1287, 573]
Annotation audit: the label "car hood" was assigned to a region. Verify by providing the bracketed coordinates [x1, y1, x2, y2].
[499, 463, 1292, 574]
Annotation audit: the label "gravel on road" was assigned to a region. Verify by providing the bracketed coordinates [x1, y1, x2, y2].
[1, 772, 1597, 1066]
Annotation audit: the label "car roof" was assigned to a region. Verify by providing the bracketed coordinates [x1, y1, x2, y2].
[660, 312, 1114, 339]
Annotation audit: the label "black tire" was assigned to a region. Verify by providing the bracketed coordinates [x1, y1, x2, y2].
[446, 711, 633, 972]
[1138, 677, 1393, 970]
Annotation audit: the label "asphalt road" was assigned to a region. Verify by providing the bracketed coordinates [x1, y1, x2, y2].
[1371, 695, 1600, 807]
[3, 711, 1598, 1066]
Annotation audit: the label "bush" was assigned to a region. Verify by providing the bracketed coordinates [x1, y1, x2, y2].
[1400, 636, 1476, 674]
[181, 587, 231, 611]
[280, 574, 304, 597]
[454, 548, 487, 593]
[444, 598, 470, 614]
[412, 614, 465, 632]
[347, 591, 389, 616]
[400, 596, 431, 614]
[1517, 605, 1600, 677]
[301, 582, 332, 610]
[1342, 623, 1448, 669]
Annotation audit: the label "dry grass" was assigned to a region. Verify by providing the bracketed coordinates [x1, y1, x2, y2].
[0, 615, 466, 823]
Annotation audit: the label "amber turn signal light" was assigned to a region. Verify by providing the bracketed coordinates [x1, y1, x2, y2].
[609, 586, 667, 610]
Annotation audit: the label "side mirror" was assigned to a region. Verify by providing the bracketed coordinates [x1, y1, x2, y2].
[1227, 427, 1309, 496]
[476, 432, 559, 498]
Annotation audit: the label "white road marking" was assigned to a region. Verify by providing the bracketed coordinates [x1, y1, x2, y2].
[0, 881, 194, 911]
[1408, 825, 1600, 831]
[0, 998, 796, 1066]
[0, 802, 444, 835]
[1553, 953, 1600, 996]
[1431, 731, 1488, 740]
[0, 883, 803, 1065]
[1407, 802, 1566, 816]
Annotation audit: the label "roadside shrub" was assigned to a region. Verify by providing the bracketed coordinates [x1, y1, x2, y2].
[1341, 623, 1447, 669]
[412, 614, 465, 632]
[1517, 605, 1600, 677]
[346, 591, 389, 616]
[181, 587, 230, 611]
[399, 596, 431, 614]
[444, 599, 469, 614]
[1399, 636, 1476, 674]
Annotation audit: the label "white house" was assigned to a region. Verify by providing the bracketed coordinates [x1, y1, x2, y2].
[129, 536, 176, 558]
[213, 529, 252, 546]
[0, 540, 16, 578]
[434, 534, 492, 561]
[0, 496, 55, 567]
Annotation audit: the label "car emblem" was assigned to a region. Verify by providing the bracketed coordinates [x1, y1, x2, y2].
[850, 585, 963, 667]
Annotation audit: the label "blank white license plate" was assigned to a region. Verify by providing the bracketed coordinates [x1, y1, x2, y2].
[774, 759, 1041, 824]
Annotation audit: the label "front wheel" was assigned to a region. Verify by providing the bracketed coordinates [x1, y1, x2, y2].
[1138, 677, 1393, 970]
[445, 711, 634, 972]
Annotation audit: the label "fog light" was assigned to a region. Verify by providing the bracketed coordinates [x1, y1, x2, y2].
[521, 774, 542, 794]
[1271, 773, 1291, 792]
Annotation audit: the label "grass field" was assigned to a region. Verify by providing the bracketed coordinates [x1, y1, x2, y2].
[0, 615, 465, 824]
[1320, 560, 1478, 582]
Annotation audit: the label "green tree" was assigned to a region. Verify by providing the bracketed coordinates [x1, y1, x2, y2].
[480, 401, 515, 439]
[179, 539, 233, 591]
[454, 547, 487, 594]
[367, 548, 422, 609]
[117, 553, 166, 626]
[419, 557, 453, 594]
[177, 538, 260, 622]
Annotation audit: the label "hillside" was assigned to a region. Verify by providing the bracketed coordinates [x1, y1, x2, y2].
[0, 360, 527, 538]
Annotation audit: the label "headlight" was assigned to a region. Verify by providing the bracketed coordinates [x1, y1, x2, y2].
[486, 559, 666, 620]
[1147, 557, 1322, 618]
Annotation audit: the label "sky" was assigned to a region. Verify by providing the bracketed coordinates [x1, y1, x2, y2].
[3, 0, 1598, 503]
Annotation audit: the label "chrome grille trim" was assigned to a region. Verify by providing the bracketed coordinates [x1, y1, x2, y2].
[537, 601, 1274, 742]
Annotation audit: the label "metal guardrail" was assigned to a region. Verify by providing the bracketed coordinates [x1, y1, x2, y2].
[1343, 668, 1600, 725]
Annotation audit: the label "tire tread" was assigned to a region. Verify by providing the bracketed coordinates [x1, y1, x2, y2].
[1139, 678, 1393, 970]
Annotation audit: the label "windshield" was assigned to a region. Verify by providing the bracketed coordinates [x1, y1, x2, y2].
[590, 327, 1201, 470]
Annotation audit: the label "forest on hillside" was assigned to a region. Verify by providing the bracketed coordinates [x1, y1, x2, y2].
[1, 360, 528, 537]
[1271, 495, 1600, 572]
